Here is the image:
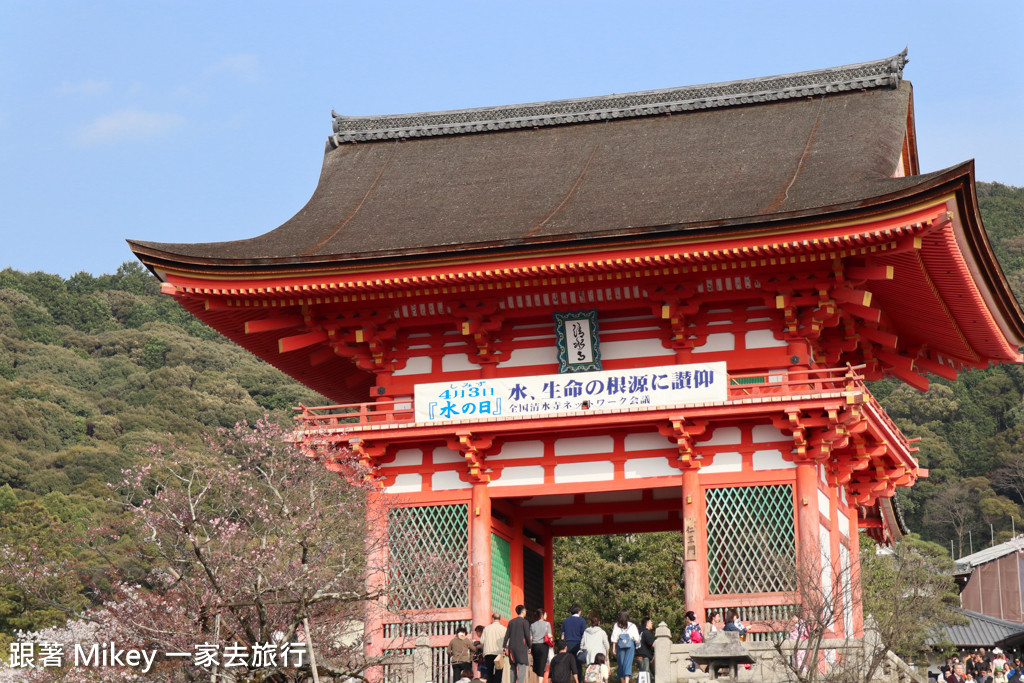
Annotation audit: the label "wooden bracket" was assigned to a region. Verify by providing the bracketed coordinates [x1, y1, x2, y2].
[447, 432, 496, 483]
[321, 310, 400, 372]
[658, 417, 709, 469]
[450, 300, 504, 365]
[648, 285, 702, 349]
[347, 438, 387, 479]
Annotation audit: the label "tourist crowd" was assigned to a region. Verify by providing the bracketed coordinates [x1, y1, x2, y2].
[934, 648, 1024, 683]
[449, 604, 753, 683]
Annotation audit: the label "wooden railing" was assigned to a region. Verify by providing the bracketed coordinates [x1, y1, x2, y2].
[294, 365, 869, 430]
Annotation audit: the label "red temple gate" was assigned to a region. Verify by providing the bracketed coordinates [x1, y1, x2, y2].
[130, 50, 1024, 671]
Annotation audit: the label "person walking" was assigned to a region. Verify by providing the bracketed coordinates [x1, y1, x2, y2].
[580, 615, 609, 666]
[504, 605, 532, 683]
[636, 617, 655, 682]
[449, 626, 478, 683]
[482, 613, 507, 683]
[610, 610, 640, 683]
[530, 608, 552, 683]
[549, 640, 580, 683]
[681, 611, 703, 644]
[561, 605, 586, 660]
[474, 625, 488, 680]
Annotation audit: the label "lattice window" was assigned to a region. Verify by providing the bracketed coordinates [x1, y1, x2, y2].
[491, 534, 512, 618]
[388, 504, 468, 610]
[705, 484, 795, 595]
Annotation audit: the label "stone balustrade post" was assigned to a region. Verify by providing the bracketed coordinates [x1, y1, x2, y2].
[654, 621, 671, 683]
[414, 635, 431, 683]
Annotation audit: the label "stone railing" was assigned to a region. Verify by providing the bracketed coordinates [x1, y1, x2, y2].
[391, 623, 923, 683]
[652, 622, 923, 683]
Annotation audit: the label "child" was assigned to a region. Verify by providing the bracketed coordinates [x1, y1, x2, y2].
[584, 653, 610, 683]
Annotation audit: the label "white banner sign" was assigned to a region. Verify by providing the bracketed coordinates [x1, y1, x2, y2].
[413, 362, 727, 423]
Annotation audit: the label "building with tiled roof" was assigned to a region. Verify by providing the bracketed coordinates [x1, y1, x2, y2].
[129, 51, 1024, 668]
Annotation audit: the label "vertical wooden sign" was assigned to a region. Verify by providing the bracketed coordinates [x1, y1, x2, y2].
[684, 517, 697, 561]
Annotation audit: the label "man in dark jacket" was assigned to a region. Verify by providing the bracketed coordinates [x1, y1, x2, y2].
[636, 617, 655, 681]
[549, 640, 580, 683]
[561, 605, 586, 660]
[503, 605, 531, 683]
[945, 663, 967, 683]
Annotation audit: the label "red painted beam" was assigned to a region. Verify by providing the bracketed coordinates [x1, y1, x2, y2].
[279, 329, 328, 353]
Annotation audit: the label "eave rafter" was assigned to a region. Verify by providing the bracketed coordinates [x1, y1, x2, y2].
[756, 209, 973, 391]
[155, 202, 951, 303]
[770, 401, 917, 507]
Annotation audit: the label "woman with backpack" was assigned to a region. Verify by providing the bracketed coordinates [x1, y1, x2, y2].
[610, 610, 640, 683]
[584, 653, 609, 683]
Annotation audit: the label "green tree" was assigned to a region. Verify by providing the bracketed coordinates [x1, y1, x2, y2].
[553, 533, 687, 635]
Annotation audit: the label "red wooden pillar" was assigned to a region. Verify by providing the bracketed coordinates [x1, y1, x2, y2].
[682, 465, 705, 621]
[848, 503, 865, 636]
[471, 483, 493, 627]
[364, 491, 388, 664]
[794, 460, 822, 604]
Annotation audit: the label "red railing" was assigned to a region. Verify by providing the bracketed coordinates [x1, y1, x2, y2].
[294, 365, 867, 430]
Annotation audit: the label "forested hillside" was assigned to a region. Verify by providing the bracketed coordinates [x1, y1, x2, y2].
[0, 263, 330, 637]
[0, 183, 1022, 639]
[0, 263, 329, 504]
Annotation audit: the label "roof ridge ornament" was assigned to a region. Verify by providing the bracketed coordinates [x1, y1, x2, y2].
[330, 50, 909, 146]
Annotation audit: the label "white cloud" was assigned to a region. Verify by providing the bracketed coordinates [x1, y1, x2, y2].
[56, 79, 111, 96]
[205, 54, 259, 83]
[75, 108, 185, 147]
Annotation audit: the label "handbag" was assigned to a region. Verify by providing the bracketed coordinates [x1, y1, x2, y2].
[544, 633, 554, 647]
[494, 655, 505, 671]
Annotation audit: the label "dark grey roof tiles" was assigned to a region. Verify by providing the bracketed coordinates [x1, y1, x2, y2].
[930, 609, 1024, 648]
[330, 51, 908, 144]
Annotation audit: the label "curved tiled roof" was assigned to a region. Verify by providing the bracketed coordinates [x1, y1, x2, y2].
[129, 52, 927, 269]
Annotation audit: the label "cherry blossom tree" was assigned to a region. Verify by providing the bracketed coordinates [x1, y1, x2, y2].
[4, 417, 453, 682]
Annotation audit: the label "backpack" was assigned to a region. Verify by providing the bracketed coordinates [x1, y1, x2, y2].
[585, 664, 603, 683]
[616, 630, 634, 650]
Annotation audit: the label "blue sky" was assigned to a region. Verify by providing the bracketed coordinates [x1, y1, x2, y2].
[1, 1, 1022, 277]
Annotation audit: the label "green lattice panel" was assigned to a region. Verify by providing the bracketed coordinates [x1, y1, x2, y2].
[491, 533, 512, 618]
[705, 484, 795, 595]
[388, 504, 469, 610]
